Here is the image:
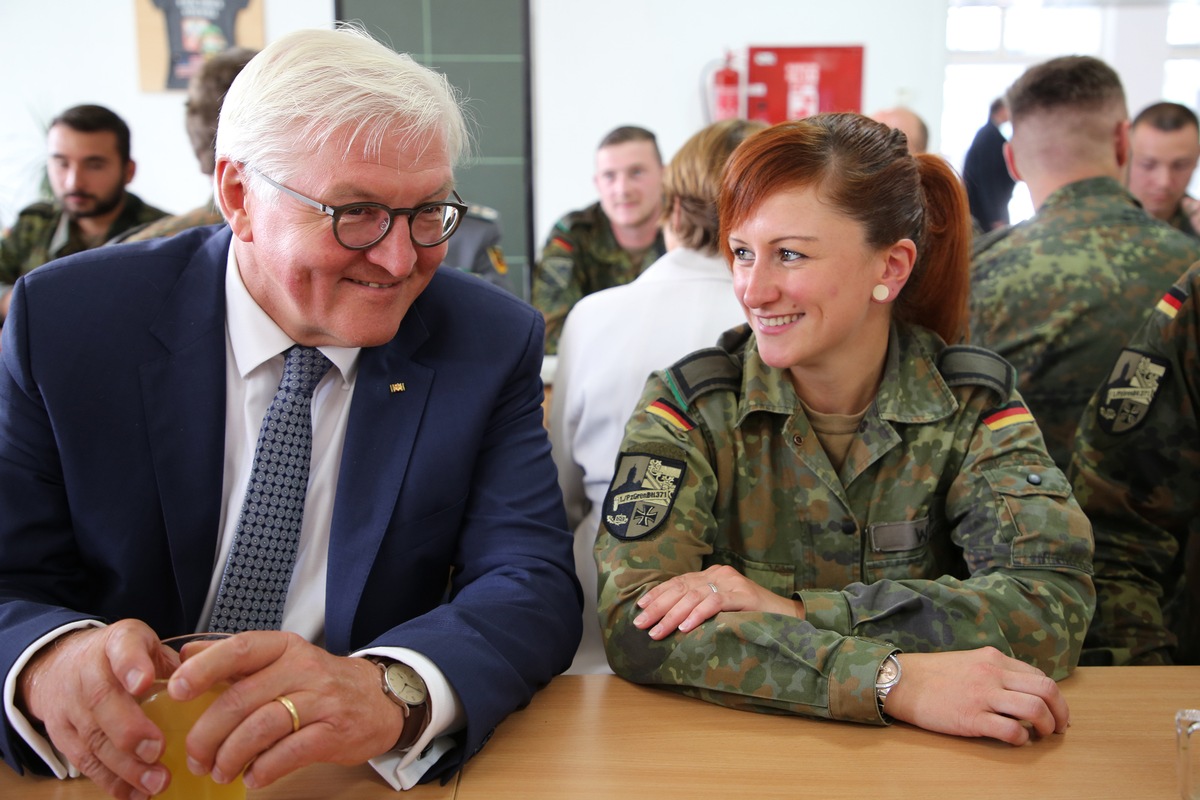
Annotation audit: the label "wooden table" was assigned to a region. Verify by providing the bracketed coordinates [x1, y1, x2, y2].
[3, 668, 1194, 799]
[458, 668, 1194, 799]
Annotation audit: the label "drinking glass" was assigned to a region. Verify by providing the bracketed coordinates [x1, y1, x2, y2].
[139, 633, 244, 800]
[1177, 709, 1200, 799]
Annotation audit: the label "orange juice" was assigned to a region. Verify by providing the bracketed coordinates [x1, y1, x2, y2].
[139, 680, 244, 800]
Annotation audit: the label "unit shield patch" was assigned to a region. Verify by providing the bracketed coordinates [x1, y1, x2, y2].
[1097, 349, 1170, 434]
[603, 446, 687, 541]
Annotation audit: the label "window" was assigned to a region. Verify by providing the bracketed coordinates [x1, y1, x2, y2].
[943, 0, 1200, 224]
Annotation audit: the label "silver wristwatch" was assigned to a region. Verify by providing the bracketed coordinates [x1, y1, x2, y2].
[875, 653, 902, 714]
[369, 657, 428, 720]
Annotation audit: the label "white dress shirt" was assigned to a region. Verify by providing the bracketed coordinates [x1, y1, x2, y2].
[3, 244, 463, 791]
[548, 246, 746, 674]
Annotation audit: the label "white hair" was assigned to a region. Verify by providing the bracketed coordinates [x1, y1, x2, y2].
[215, 24, 468, 183]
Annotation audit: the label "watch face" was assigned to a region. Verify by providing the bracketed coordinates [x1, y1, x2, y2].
[878, 658, 899, 686]
[386, 662, 429, 706]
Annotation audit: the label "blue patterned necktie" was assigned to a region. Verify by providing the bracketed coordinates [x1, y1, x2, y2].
[209, 345, 334, 633]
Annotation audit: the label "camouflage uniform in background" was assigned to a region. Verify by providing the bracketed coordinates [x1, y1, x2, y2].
[0, 194, 169, 292]
[531, 202, 664, 354]
[114, 199, 222, 243]
[1070, 263, 1200, 666]
[596, 322, 1095, 724]
[970, 176, 1200, 471]
[1168, 197, 1198, 239]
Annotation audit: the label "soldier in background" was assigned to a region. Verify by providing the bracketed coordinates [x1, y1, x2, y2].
[1071, 263, 1200, 666]
[1126, 101, 1200, 239]
[118, 46, 258, 244]
[0, 104, 169, 322]
[550, 118, 761, 675]
[441, 202, 512, 292]
[597, 113, 1093, 746]
[531, 125, 665, 357]
[970, 56, 1200, 471]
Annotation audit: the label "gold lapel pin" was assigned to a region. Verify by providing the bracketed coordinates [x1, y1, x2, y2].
[389, 382, 406, 394]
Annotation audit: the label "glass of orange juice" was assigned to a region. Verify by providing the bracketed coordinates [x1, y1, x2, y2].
[139, 633, 244, 800]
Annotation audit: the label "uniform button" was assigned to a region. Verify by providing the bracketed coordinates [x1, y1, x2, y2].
[792, 434, 804, 446]
[841, 521, 856, 535]
[1026, 473, 1042, 486]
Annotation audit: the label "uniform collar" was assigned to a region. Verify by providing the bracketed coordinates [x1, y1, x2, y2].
[1039, 175, 1135, 214]
[736, 322, 957, 426]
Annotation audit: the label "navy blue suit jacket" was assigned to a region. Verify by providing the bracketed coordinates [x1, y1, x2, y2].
[0, 225, 582, 781]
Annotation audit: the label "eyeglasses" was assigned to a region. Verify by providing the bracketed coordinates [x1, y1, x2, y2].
[249, 168, 466, 250]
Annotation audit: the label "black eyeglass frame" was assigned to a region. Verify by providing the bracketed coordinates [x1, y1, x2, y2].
[248, 167, 467, 250]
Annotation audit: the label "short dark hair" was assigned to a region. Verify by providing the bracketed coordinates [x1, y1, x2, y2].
[1132, 101, 1199, 134]
[187, 47, 258, 174]
[989, 97, 1006, 117]
[598, 125, 661, 164]
[1005, 55, 1126, 125]
[50, 104, 132, 164]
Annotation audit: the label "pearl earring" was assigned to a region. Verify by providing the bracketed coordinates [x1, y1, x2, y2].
[872, 284, 890, 302]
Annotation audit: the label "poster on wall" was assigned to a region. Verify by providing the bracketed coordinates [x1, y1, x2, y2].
[745, 46, 864, 124]
[134, 0, 265, 91]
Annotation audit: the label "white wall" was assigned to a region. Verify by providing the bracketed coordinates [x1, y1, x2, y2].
[528, 0, 950, 245]
[0, 0, 334, 227]
[0, 0, 948, 239]
[0, 1, 1182, 244]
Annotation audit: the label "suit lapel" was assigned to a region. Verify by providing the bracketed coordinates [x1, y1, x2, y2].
[324, 307, 433, 655]
[141, 230, 230, 629]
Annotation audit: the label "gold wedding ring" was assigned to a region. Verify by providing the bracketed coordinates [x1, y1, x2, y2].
[275, 695, 301, 734]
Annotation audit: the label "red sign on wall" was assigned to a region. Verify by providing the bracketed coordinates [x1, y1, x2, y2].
[745, 46, 864, 124]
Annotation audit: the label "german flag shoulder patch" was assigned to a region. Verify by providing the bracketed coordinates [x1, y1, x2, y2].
[1156, 286, 1187, 319]
[486, 245, 508, 275]
[646, 399, 695, 432]
[983, 400, 1034, 431]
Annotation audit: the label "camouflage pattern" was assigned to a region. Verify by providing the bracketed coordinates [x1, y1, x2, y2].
[0, 193, 169, 291]
[114, 200, 223, 243]
[1168, 197, 1199, 240]
[1070, 262, 1200, 666]
[531, 202, 665, 354]
[970, 176, 1200, 470]
[596, 322, 1095, 724]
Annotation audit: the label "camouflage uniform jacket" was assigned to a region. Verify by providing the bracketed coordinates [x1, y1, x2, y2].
[596, 322, 1095, 725]
[0, 193, 170, 290]
[114, 199, 223, 243]
[531, 202, 665, 354]
[1070, 264, 1200, 665]
[969, 176, 1200, 471]
[1168, 197, 1198, 240]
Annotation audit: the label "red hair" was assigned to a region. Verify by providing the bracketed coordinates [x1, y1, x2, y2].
[718, 114, 971, 344]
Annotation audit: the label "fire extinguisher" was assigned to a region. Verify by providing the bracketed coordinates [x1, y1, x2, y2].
[707, 51, 741, 122]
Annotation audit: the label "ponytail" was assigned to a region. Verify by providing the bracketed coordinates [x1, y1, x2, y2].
[896, 155, 972, 344]
[718, 114, 974, 345]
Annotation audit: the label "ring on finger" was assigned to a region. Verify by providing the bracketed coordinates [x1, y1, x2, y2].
[275, 695, 301, 734]
[707, 582, 719, 594]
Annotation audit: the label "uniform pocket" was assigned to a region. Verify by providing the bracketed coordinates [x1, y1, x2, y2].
[862, 516, 939, 582]
[982, 462, 1086, 568]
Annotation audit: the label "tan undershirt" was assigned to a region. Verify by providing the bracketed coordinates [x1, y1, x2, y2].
[797, 396, 870, 475]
